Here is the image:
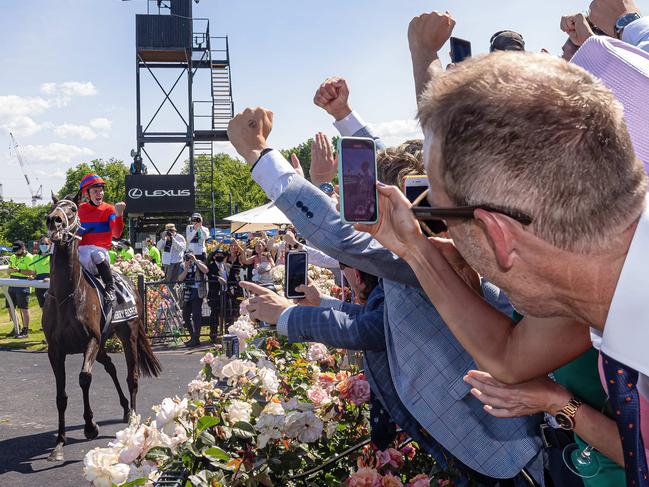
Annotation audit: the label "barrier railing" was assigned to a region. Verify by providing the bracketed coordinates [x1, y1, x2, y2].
[0, 277, 49, 336]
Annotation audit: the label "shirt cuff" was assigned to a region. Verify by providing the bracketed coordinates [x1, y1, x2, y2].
[276, 305, 297, 336]
[250, 149, 297, 201]
[333, 110, 367, 137]
[319, 295, 344, 310]
[622, 16, 649, 46]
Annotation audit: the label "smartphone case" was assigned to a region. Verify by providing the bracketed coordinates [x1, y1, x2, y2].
[336, 136, 379, 225]
[284, 251, 309, 299]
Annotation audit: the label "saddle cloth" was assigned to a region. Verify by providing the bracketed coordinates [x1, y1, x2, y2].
[82, 269, 138, 324]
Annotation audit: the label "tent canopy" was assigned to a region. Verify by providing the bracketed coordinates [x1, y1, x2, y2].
[224, 202, 290, 233]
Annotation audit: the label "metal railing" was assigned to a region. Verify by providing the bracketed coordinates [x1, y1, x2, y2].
[0, 277, 49, 336]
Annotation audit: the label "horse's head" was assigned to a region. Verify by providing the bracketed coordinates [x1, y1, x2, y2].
[47, 192, 82, 244]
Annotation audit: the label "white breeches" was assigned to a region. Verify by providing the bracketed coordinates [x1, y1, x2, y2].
[79, 245, 109, 275]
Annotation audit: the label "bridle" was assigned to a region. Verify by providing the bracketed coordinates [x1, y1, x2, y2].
[48, 199, 83, 244]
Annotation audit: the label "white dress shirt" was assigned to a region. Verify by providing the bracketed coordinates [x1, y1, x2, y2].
[186, 224, 209, 255]
[157, 233, 186, 265]
[623, 17, 649, 53]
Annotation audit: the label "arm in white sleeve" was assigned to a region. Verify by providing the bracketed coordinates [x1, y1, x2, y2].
[251, 149, 298, 200]
[276, 305, 297, 336]
[172, 234, 186, 252]
[622, 17, 649, 52]
[303, 243, 339, 269]
[333, 110, 386, 150]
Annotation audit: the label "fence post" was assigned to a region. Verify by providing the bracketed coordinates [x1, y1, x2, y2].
[138, 274, 146, 333]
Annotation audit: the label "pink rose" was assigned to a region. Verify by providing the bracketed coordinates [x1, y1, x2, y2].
[376, 448, 404, 470]
[200, 352, 216, 365]
[306, 385, 331, 408]
[407, 474, 431, 487]
[349, 378, 371, 405]
[382, 473, 404, 487]
[347, 468, 383, 487]
[401, 444, 416, 461]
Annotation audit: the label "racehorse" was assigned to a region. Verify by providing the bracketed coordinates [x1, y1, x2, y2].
[43, 194, 161, 461]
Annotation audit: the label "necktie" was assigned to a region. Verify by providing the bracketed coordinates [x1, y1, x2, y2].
[601, 353, 649, 486]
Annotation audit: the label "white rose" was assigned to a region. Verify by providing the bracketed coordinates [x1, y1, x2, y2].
[257, 367, 280, 395]
[221, 359, 257, 379]
[226, 399, 252, 425]
[283, 411, 323, 443]
[155, 397, 188, 436]
[110, 423, 147, 464]
[306, 343, 329, 362]
[84, 447, 130, 487]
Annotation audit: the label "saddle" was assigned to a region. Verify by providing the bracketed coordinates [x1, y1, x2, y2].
[82, 269, 138, 325]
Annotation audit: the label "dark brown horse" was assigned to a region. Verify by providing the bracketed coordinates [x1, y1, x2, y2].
[44, 194, 161, 461]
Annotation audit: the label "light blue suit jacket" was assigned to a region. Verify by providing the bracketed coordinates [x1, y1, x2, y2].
[272, 171, 544, 480]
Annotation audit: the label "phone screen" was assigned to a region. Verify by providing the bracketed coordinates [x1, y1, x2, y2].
[404, 183, 448, 234]
[340, 138, 377, 222]
[450, 37, 472, 64]
[285, 252, 307, 298]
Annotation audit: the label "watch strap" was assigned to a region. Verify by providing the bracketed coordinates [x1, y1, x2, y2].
[556, 397, 583, 430]
[615, 12, 641, 38]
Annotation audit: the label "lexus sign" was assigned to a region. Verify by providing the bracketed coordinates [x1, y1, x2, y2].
[125, 174, 195, 213]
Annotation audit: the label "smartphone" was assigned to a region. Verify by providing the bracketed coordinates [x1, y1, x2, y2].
[403, 175, 447, 234]
[285, 251, 308, 299]
[278, 230, 287, 235]
[450, 37, 472, 64]
[337, 137, 378, 224]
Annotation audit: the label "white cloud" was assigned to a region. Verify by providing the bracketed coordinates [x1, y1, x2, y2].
[19, 143, 94, 164]
[41, 81, 97, 97]
[0, 95, 51, 116]
[367, 119, 423, 146]
[54, 123, 97, 140]
[89, 117, 112, 132]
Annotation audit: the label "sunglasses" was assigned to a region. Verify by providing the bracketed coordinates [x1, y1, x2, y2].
[585, 16, 607, 36]
[410, 189, 533, 226]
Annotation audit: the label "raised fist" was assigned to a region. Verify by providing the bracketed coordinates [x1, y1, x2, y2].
[408, 11, 456, 55]
[115, 202, 126, 216]
[560, 13, 595, 46]
[227, 107, 273, 165]
[313, 77, 352, 121]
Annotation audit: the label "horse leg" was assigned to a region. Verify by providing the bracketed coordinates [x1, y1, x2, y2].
[117, 325, 139, 415]
[80, 337, 100, 440]
[96, 351, 130, 422]
[47, 351, 67, 461]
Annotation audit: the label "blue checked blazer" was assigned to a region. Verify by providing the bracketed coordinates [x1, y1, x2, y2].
[272, 172, 544, 480]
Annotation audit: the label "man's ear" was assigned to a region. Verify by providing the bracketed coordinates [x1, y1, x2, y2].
[473, 209, 516, 271]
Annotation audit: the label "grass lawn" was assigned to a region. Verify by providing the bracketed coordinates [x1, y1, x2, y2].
[0, 297, 48, 351]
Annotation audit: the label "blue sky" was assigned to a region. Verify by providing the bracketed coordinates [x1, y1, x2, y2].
[0, 0, 633, 202]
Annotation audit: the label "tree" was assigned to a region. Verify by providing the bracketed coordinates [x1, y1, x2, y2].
[280, 136, 339, 183]
[58, 158, 129, 203]
[0, 200, 49, 245]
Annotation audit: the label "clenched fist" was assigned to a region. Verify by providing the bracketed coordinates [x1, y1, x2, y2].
[115, 202, 126, 217]
[560, 13, 595, 46]
[227, 107, 273, 165]
[408, 11, 456, 55]
[313, 77, 352, 121]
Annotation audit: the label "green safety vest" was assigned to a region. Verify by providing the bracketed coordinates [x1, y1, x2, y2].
[147, 245, 161, 265]
[30, 254, 51, 276]
[9, 252, 34, 278]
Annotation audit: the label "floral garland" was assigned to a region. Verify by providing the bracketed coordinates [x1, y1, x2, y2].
[84, 312, 461, 486]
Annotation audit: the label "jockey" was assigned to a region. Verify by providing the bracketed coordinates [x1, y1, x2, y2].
[77, 174, 126, 311]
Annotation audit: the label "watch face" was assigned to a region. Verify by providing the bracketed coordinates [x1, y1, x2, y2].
[319, 183, 335, 195]
[555, 412, 575, 430]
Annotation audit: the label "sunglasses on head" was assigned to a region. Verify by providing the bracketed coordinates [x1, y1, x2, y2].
[410, 189, 533, 226]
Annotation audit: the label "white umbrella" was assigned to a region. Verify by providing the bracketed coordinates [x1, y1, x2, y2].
[224, 202, 291, 233]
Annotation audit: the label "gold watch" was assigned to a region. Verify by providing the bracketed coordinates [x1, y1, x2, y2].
[555, 397, 583, 431]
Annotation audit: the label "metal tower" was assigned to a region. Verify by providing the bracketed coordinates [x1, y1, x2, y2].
[133, 0, 233, 228]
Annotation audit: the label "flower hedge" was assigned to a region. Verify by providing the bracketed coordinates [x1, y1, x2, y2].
[84, 313, 463, 486]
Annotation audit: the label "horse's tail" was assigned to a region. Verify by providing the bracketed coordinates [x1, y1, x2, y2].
[136, 318, 162, 377]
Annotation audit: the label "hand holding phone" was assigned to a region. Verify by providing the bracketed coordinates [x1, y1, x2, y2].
[337, 137, 378, 224]
[403, 175, 448, 234]
[450, 37, 471, 64]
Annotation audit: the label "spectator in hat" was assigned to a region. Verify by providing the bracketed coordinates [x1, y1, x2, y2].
[178, 249, 209, 347]
[157, 223, 186, 290]
[186, 212, 209, 260]
[489, 30, 526, 52]
[7, 240, 34, 338]
[206, 248, 229, 342]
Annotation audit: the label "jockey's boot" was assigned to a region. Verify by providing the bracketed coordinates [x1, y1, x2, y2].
[96, 260, 116, 322]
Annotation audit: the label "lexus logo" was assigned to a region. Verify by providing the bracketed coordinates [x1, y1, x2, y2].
[128, 188, 191, 199]
[128, 188, 143, 199]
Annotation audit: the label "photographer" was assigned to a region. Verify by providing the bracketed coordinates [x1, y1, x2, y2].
[186, 212, 209, 261]
[157, 223, 186, 287]
[206, 249, 229, 342]
[177, 250, 208, 347]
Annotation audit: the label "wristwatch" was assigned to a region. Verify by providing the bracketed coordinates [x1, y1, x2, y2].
[555, 397, 584, 430]
[615, 12, 641, 38]
[318, 182, 335, 196]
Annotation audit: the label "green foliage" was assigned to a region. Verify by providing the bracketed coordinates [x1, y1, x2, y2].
[280, 136, 339, 183]
[0, 200, 49, 244]
[57, 158, 129, 203]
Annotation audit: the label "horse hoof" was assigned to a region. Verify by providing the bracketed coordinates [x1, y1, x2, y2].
[48, 447, 64, 462]
[122, 412, 129, 423]
[84, 422, 99, 440]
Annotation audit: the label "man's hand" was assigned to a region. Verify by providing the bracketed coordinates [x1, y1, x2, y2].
[227, 107, 273, 165]
[239, 281, 292, 325]
[588, 0, 641, 37]
[310, 132, 337, 186]
[463, 370, 571, 418]
[289, 153, 304, 178]
[408, 11, 456, 56]
[294, 279, 321, 306]
[560, 13, 595, 46]
[313, 77, 352, 121]
[283, 230, 298, 247]
[354, 183, 426, 259]
[115, 202, 126, 217]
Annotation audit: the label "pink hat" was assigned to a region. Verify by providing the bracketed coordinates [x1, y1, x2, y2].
[571, 36, 649, 175]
